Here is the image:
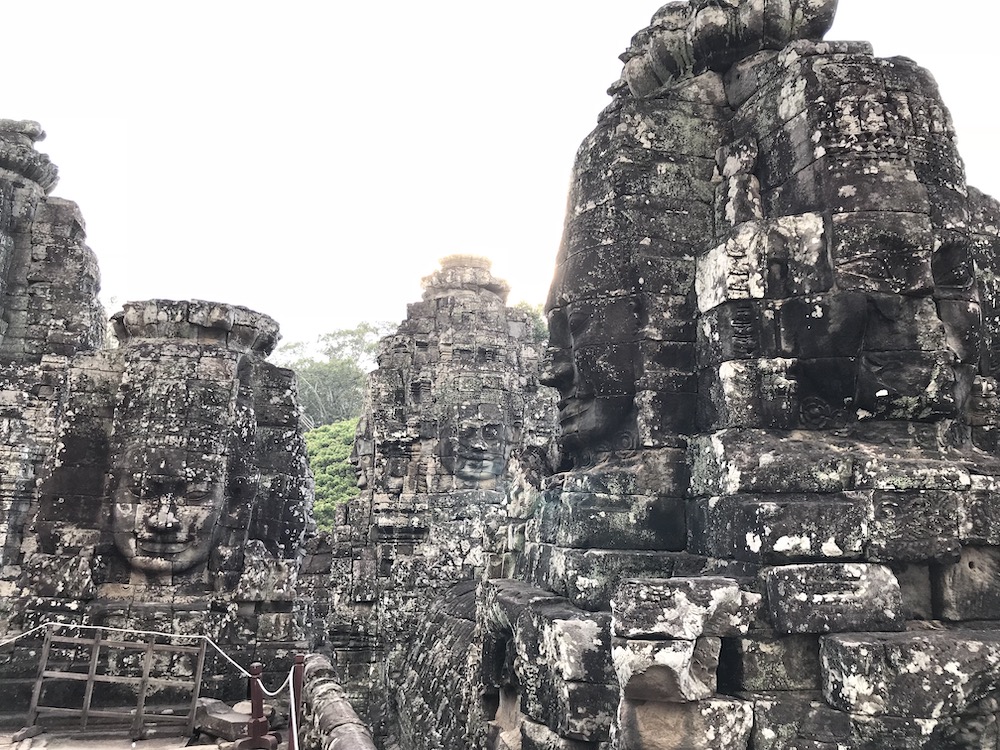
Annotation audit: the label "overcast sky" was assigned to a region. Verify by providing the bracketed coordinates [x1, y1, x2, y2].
[5, 1, 998, 346]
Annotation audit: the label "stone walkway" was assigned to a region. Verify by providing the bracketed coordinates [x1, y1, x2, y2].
[0, 730, 191, 749]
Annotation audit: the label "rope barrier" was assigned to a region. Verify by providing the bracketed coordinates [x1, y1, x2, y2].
[258, 667, 292, 699]
[288, 665, 299, 747]
[0, 623, 46, 649]
[256, 665, 299, 748]
[2, 620, 303, 743]
[0, 621, 251, 677]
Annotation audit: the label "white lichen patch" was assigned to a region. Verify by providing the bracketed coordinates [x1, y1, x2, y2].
[773, 535, 812, 553]
[822, 538, 844, 557]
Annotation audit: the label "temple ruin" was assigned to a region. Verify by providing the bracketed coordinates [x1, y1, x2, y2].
[300, 254, 557, 741]
[6, 0, 1000, 748]
[0, 121, 314, 708]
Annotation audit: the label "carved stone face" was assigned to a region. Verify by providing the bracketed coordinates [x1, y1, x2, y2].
[542, 293, 641, 455]
[439, 412, 508, 487]
[111, 450, 227, 574]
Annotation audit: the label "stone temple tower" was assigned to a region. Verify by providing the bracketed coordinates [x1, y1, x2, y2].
[305, 254, 557, 739]
[0, 125, 315, 704]
[383, 3, 1000, 749]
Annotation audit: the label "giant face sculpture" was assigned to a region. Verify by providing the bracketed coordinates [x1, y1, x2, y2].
[438, 402, 510, 488]
[542, 293, 641, 457]
[103, 300, 283, 578]
[693, 49, 986, 438]
[110, 448, 228, 574]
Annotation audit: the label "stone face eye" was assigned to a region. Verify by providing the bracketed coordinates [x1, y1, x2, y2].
[568, 309, 590, 339]
[185, 483, 211, 502]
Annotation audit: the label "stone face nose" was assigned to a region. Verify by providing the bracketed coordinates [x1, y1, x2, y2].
[146, 497, 179, 532]
[539, 350, 574, 390]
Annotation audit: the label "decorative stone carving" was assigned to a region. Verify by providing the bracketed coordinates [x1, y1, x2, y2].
[0, 303, 311, 701]
[0, 124, 314, 710]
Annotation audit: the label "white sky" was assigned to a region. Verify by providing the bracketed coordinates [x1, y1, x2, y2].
[5, 1, 998, 346]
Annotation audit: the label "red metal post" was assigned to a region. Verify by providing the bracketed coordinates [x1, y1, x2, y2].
[293, 655, 305, 728]
[234, 663, 278, 750]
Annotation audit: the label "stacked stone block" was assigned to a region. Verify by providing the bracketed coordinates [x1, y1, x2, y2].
[443, 2, 1000, 749]
[0, 121, 106, 581]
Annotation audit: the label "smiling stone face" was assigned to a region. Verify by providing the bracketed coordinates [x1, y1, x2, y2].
[110, 448, 227, 574]
[438, 408, 510, 488]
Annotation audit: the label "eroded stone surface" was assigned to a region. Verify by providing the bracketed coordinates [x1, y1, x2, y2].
[616, 697, 753, 750]
[611, 577, 760, 639]
[822, 632, 1000, 719]
[612, 637, 720, 702]
[763, 563, 904, 635]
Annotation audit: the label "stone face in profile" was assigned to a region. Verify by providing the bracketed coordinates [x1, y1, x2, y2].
[542, 294, 641, 457]
[515, 2, 1000, 748]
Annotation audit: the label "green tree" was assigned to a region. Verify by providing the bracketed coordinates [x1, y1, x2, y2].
[512, 301, 548, 344]
[305, 418, 359, 530]
[276, 322, 394, 427]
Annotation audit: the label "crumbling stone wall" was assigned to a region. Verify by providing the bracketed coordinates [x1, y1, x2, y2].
[301, 255, 557, 744]
[0, 120, 105, 577]
[409, 2, 1000, 749]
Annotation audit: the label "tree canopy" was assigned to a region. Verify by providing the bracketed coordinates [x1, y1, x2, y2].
[304, 418, 359, 530]
[275, 322, 393, 428]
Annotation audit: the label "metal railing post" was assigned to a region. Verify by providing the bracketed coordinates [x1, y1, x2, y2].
[289, 654, 305, 750]
[234, 663, 277, 750]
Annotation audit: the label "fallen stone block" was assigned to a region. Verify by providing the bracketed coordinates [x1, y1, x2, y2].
[195, 697, 253, 742]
